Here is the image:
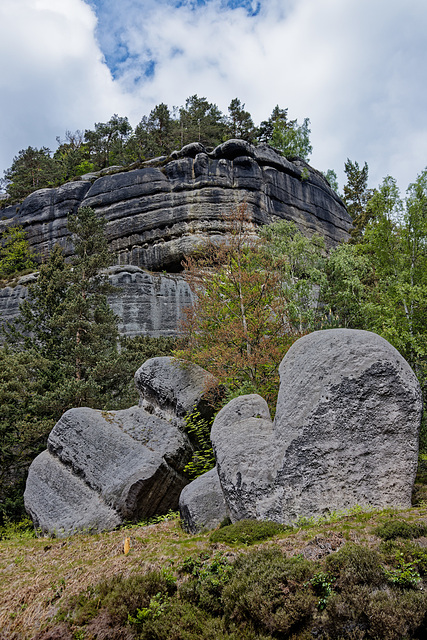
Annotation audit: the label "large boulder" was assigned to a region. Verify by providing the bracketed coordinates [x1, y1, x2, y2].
[24, 358, 219, 536]
[203, 329, 422, 528]
[271, 329, 422, 522]
[210, 395, 275, 522]
[179, 467, 229, 534]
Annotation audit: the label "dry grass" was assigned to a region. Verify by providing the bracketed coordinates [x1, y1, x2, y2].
[0, 518, 206, 638]
[2, 505, 427, 639]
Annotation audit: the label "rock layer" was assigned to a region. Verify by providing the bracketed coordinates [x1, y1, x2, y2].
[24, 357, 219, 536]
[2, 140, 351, 272]
[0, 267, 193, 338]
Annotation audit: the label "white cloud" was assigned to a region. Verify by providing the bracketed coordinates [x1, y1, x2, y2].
[0, 0, 131, 175]
[1, 0, 427, 196]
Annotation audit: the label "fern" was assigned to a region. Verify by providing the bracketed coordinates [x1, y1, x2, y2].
[183, 409, 215, 479]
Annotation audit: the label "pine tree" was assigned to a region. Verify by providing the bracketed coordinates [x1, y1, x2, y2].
[5, 207, 120, 411]
[343, 159, 373, 240]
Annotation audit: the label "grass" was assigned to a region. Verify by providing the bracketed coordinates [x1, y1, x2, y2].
[2, 460, 427, 638]
[2, 504, 427, 639]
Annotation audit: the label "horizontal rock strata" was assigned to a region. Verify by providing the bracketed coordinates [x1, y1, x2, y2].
[0, 266, 193, 338]
[2, 140, 352, 272]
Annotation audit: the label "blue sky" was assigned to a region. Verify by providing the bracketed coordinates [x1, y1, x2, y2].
[1, 0, 427, 196]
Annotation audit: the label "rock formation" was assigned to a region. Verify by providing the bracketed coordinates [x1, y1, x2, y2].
[0, 266, 193, 338]
[180, 329, 422, 530]
[2, 140, 351, 272]
[24, 357, 219, 536]
[1, 140, 351, 337]
[179, 467, 229, 534]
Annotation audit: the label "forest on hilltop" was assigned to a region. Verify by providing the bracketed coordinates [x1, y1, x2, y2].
[0, 96, 313, 203]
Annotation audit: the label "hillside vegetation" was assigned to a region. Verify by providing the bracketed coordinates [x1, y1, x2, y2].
[3, 474, 427, 640]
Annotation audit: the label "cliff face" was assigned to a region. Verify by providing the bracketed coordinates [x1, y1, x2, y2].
[0, 140, 351, 337]
[0, 267, 193, 338]
[2, 140, 351, 272]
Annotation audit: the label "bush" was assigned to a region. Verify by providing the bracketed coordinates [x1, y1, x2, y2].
[222, 549, 317, 636]
[65, 571, 176, 627]
[210, 519, 287, 545]
[179, 553, 233, 616]
[374, 519, 427, 540]
[325, 543, 385, 587]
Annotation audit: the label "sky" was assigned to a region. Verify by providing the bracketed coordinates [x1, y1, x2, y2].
[1, 0, 427, 196]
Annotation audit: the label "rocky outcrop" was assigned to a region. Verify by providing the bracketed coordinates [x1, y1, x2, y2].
[24, 357, 219, 536]
[0, 266, 193, 338]
[2, 140, 351, 272]
[180, 329, 422, 530]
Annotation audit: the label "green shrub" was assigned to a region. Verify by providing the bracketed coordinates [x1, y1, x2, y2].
[132, 598, 273, 640]
[325, 543, 385, 587]
[209, 519, 287, 545]
[374, 519, 427, 540]
[65, 570, 177, 626]
[179, 552, 233, 616]
[222, 549, 317, 636]
[183, 409, 215, 479]
[384, 553, 421, 589]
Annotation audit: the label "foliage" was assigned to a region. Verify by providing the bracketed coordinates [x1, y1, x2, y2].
[3, 145, 61, 201]
[179, 552, 233, 616]
[176, 208, 311, 408]
[222, 549, 317, 636]
[384, 553, 422, 589]
[178, 95, 227, 148]
[325, 543, 386, 587]
[325, 169, 427, 450]
[0, 225, 37, 278]
[0, 209, 132, 520]
[84, 113, 132, 169]
[183, 409, 216, 479]
[258, 220, 327, 333]
[323, 168, 340, 195]
[209, 519, 286, 545]
[305, 571, 335, 609]
[226, 98, 257, 142]
[53, 129, 92, 182]
[374, 519, 427, 540]
[0, 346, 56, 523]
[343, 158, 373, 240]
[3, 97, 313, 201]
[4, 207, 120, 411]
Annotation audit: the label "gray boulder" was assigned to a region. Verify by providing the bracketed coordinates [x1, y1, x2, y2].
[179, 467, 229, 534]
[208, 329, 422, 526]
[24, 358, 219, 536]
[271, 329, 422, 522]
[210, 394, 275, 522]
[134, 356, 219, 423]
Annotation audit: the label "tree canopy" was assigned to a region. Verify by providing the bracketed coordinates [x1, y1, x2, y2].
[2, 97, 313, 202]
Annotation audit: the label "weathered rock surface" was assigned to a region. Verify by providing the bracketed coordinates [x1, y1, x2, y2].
[211, 394, 275, 523]
[271, 329, 422, 522]
[179, 467, 229, 534]
[198, 329, 422, 529]
[2, 140, 351, 272]
[24, 358, 219, 536]
[0, 266, 193, 338]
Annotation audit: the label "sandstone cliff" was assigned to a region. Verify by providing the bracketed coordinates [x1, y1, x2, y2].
[0, 140, 351, 336]
[1, 140, 351, 272]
